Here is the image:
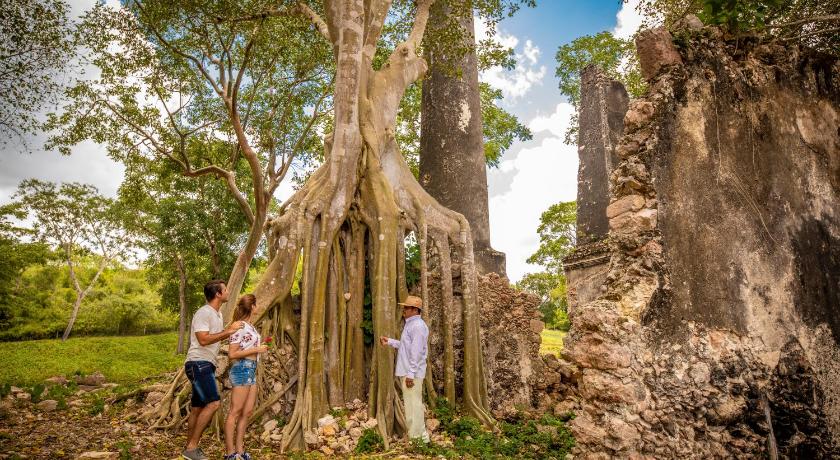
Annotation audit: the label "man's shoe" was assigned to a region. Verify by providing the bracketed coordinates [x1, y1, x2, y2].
[182, 448, 209, 460]
[239, 452, 252, 460]
[223, 453, 240, 460]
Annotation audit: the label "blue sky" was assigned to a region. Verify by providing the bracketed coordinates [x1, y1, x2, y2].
[483, 0, 643, 281]
[0, 0, 644, 282]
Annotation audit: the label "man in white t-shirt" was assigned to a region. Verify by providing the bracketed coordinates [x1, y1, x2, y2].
[181, 280, 243, 460]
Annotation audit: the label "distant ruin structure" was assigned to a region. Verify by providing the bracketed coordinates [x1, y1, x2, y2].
[563, 66, 629, 309]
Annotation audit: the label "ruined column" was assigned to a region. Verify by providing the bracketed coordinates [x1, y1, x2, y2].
[563, 65, 629, 308]
[420, 2, 507, 277]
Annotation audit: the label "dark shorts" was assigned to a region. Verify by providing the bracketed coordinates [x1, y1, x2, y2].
[185, 360, 220, 407]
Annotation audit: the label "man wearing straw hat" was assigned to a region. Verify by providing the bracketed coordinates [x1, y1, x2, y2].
[379, 295, 430, 442]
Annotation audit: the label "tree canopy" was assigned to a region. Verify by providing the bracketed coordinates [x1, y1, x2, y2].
[0, 0, 77, 145]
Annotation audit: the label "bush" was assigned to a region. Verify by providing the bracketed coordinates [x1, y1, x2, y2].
[354, 428, 384, 454]
[407, 410, 575, 460]
[0, 262, 177, 341]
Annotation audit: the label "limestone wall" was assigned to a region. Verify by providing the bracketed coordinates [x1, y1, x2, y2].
[426, 273, 544, 415]
[561, 22, 840, 458]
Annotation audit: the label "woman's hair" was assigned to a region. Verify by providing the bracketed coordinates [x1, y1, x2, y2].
[232, 294, 257, 323]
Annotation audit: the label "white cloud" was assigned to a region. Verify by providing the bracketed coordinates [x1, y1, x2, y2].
[0, 141, 124, 203]
[475, 18, 546, 100]
[613, 0, 644, 39]
[488, 103, 578, 282]
[528, 103, 574, 139]
[523, 40, 540, 65]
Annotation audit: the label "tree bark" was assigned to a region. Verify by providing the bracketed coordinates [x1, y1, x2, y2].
[62, 245, 108, 341]
[420, 1, 506, 276]
[175, 254, 188, 354]
[220, 211, 267, 322]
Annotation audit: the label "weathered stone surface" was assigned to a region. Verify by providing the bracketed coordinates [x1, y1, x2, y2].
[428, 273, 543, 412]
[75, 372, 106, 387]
[575, 66, 630, 243]
[36, 399, 58, 412]
[45, 376, 68, 385]
[77, 453, 118, 460]
[263, 419, 278, 433]
[635, 28, 682, 81]
[554, 27, 840, 458]
[608, 208, 657, 234]
[623, 100, 655, 132]
[426, 418, 440, 432]
[606, 194, 646, 219]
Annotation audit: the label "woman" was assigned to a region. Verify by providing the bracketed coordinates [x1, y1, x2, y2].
[224, 294, 267, 460]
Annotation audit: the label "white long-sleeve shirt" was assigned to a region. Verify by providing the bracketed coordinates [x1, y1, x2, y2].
[387, 315, 429, 379]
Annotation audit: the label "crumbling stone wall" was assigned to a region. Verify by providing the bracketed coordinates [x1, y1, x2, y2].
[561, 22, 840, 458]
[426, 273, 543, 415]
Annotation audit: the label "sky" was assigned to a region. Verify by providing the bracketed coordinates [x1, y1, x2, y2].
[0, 0, 644, 282]
[482, 0, 643, 281]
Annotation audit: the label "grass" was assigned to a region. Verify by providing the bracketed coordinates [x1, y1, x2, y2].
[540, 329, 567, 355]
[0, 332, 183, 386]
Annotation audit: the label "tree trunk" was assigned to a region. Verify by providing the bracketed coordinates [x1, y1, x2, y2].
[176, 255, 188, 354]
[221, 212, 267, 322]
[62, 247, 107, 341]
[62, 294, 85, 342]
[420, 1, 506, 276]
[145, 2, 494, 448]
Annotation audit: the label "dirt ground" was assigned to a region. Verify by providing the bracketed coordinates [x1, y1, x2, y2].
[0, 390, 421, 460]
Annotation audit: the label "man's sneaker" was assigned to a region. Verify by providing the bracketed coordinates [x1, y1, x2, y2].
[239, 452, 252, 460]
[223, 454, 240, 460]
[182, 447, 208, 460]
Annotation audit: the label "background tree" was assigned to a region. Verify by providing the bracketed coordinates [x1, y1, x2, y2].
[0, 0, 77, 145]
[120, 158, 249, 353]
[517, 201, 576, 331]
[0, 203, 54, 328]
[555, 31, 645, 144]
[14, 180, 135, 340]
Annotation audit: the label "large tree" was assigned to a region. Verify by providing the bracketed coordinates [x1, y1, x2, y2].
[241, 0, 494, 448]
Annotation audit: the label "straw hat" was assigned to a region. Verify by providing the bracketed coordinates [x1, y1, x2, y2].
[397, 295, 423, 310]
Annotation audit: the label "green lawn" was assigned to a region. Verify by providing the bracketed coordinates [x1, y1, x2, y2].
[0, 332, 183, 386]
[540, 329, 567, 356]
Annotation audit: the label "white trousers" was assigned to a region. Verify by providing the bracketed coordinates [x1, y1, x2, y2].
[400, 376, 429, 442]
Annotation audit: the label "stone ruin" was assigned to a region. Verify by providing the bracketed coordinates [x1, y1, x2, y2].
[558, 20, 840, 459]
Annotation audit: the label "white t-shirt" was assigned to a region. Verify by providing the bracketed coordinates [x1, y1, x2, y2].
[185, 305, 223, 365]
[230, 321, 261, 361]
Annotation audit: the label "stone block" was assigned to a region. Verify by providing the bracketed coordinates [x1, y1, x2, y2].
[624, 100, 655, 132]
[36, 399, 58, 412]
[635, 28, 682, 81]
[607, 195, 646, 219]
[609, 208, 658, 234]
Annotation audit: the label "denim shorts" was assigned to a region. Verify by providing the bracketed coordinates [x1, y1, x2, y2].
[229, 359, 257, 386]
[185, 360, 220, 407]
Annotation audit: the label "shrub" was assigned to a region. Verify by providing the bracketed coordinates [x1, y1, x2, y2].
[354, 428, 383, 454]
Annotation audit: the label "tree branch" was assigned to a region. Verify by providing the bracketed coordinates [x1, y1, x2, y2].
[406, 0, 436, 49]
[766, 14, 840, 29]
[297, 2, 332, 43]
